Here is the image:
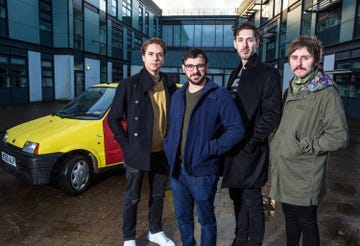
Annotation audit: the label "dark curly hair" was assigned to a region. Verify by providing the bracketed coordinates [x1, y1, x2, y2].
[233, 22, 261, 41]
[182, 48, 208, 64]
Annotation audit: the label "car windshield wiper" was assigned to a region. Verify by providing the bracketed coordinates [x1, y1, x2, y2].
[54, 110, 103, 119]
[54, 112, 75, 118]
[76, 112, 101, 117]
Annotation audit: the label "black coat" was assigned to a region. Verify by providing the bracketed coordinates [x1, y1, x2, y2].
[108, 68, 177, 171]
[221, 54, 282, 188]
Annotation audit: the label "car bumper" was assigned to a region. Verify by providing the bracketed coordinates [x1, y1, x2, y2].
[0, 142, 62, 184]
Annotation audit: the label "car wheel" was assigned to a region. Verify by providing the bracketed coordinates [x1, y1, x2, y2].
[59, 154, 93, 195]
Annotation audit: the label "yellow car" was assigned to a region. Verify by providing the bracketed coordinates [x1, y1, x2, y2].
[0, 83, 124, 195]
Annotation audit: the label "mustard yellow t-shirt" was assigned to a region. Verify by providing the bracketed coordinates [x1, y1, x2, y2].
[148, 80, 166, 152]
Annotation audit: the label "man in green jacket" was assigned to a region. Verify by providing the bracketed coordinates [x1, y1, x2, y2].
[269, 35, 349, 246]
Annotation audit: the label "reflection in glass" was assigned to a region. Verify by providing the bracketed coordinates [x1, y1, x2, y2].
[202, 25, 215, 47]
[57, 87, 115, 119]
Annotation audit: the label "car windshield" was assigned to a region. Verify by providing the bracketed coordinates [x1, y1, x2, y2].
[55, 86, 115, 119]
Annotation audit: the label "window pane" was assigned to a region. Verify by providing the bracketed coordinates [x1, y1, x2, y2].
[223, 24, 233, 47]
[110, 0, 117, 17]
[173, 25, 180, 47]
[181, 25, 194, 47]
[162, 25, 173, 47]
[0, 5, 5, 18]
[316, 4, 341, 45]
[39, 1, 52, 31]
[350, 73, 360, 98]
[145, 12, 149, 35]
[122, 0, 131, 25]
[334, 74, 350, 97]
[0, 55, 7, 63]
[194, 24, 201, 46]
[11, 58, 25, 65]
[100, 22, 107, 55]
[301, 11, 312, 35]
[355, 1, 360, 38]
[42, 70, 52, 77]
[99, 0, 106, 12]
[0, 66, 7, 87]
[42, 60, 52, 67]
[139, 6, 143, 31]
[274, 0, 281, 15]
[202, 25, 215, 47]
[112, 26, 123, 58]
[74, 7, 83, 50]
[215, 24, 223, 47]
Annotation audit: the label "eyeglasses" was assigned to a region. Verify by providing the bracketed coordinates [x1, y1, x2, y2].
[183, 63, 207, 71]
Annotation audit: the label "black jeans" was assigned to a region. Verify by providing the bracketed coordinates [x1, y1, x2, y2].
[281, 203, 320, 246]
[229, 188, 264, 246]
[122, 151, 169, 241]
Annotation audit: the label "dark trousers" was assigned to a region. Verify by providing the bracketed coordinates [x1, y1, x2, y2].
[229, 188, 264, 246]
[170, 167, 218, 246]
[122, 152, 169, 240]
[281, 203, 320, 246]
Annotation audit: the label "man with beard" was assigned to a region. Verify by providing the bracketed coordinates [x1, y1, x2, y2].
[163, 48, 245, 246]
[269, 35, 348, 246]
[108, 37, 177, 246]
[221, 22, 282, 246]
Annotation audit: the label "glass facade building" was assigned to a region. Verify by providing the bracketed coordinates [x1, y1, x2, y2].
[144, 16, 241, 87]
[238, 0, 360, 118]
[0, 0, 359, 119]
[0, 0, 240, 106]
[0, 0, 162, 105]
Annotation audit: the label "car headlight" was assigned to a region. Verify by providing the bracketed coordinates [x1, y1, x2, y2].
[23, 141, 39, 154]
[2, 132, 8, 143]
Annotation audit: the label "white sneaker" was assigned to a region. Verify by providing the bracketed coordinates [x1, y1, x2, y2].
[147, 231, 175, 246]
[124, 239, 136, 246]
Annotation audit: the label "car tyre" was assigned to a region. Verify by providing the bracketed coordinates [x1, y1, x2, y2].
[59, 154, 93, 195]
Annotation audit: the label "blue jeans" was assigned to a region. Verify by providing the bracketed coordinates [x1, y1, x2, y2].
[122, 151, 169, 240]
[229, 188, 264, 246]
[281, 203, 320, 246]
[170, 168, 218, 246]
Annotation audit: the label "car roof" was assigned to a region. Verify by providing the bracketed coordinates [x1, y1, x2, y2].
[91, 83, 118, 88]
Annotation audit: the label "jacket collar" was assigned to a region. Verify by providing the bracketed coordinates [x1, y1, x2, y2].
[289, 69, 336, 94]
[139, 68, 164, 92]
[227, 53, 260, 89]
[236, 53, 260, 71]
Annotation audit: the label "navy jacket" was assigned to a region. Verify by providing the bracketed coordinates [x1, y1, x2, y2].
[221, 53, 282, 188]
[163, 79, 245, 177]
[108, 68, 177, 171]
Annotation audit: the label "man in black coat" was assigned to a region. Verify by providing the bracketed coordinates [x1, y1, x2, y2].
[108, 38, 177, 246]
[221, 22, 282, 246]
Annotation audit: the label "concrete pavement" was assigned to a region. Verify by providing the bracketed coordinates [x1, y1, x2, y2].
[0, 101, 359, 245]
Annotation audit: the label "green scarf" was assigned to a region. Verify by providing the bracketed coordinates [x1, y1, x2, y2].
[291, 69, 318, 95]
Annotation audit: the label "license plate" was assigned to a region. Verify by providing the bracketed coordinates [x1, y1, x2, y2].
[1, 151, 17, 167]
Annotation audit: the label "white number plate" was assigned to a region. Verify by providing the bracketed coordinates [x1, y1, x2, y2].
[1, 151, 17, 167]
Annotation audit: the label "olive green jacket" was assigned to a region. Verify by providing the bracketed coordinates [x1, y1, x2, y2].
[269, 70, 349, 206]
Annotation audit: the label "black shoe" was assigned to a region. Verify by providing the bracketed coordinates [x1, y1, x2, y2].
[231, 238, 246, 246]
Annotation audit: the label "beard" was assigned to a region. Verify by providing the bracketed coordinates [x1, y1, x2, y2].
[240, 53, 251, 61]
[187, 73, 207, 86]
[239, 48, 255, 61]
